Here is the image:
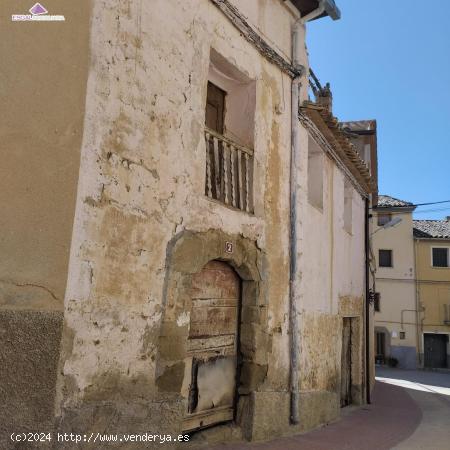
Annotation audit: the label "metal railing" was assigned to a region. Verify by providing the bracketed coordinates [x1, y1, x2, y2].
[204, 127, 253, 213]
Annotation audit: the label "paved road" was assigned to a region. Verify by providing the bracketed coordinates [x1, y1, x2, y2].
[377, 367, 450, 450]
[208, 367, 450, 450]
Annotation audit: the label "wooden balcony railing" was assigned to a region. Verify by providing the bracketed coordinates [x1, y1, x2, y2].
[204, 127, 253, 213]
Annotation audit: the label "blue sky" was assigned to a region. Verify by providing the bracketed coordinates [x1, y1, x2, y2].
[306, 0, 450, 219]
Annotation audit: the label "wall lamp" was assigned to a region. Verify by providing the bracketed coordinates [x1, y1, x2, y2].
[371, 217, 402, 236]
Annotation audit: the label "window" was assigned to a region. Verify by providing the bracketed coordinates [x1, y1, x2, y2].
[374, 292, 380, 312]
[343, 179, 352, 233]
[399, 331, 406, 340]
[379, 249, 393, 267]
[432, 247, 449, 268]
[307, 136, 324, 210]
[204, 49, 255, 212]
[377, 213, 392, 226]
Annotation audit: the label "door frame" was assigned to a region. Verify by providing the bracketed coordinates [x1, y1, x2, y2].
[183, 260, 242, 432]
[157, 229, 268, 438]
[423, 332, 449, 368]
[375, 331, 386, 363]
[341, 317, 353, 407]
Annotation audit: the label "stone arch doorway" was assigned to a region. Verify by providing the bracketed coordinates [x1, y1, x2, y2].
[183, 260, 241, 432]
[156, 229, 267, 439]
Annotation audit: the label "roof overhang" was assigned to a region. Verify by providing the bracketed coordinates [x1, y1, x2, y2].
[300, 101, 375, 195]
[374, 206, 416, 213]
[290, 0, 341, 21]
[341, 120, 377, 136]
[413, 235, 450, 241]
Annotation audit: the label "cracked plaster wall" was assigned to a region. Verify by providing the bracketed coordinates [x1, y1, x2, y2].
[55, 0, 304, 436]
[43, 0, 369, 441]
[295, 130, 367, 420]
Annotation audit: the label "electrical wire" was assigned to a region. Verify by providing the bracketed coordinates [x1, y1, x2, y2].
[413, 206, 450, 215]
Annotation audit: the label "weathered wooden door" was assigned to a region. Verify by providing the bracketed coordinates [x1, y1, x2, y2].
[205, 81, 225, 133]
[183, 261, 240, 432]
[424, 333, 447, 368]
[376, 331, 386, 361]
[340, 317, 352, 407]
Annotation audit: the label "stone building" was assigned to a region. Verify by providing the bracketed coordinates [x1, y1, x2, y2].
[0, 0, 377, 447]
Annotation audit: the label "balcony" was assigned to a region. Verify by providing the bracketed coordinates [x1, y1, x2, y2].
[204, 127, 253, 213]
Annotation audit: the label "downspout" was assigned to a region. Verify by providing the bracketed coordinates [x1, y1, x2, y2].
[365, 198, 371, 404]
[288, 18, 303, 426]
[289, 0, 328, 426]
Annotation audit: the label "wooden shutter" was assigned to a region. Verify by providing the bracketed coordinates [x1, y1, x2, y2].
[205, 82, 225, 134]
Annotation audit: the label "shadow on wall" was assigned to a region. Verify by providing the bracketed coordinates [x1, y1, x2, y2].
[390, 346, 417, 370]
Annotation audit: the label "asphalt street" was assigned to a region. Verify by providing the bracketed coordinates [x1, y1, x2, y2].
[207, 367, 450, 450]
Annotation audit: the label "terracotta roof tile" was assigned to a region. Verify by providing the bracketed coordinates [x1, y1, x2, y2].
[377, 195, 413, 208]
[413, 220, 450, 239]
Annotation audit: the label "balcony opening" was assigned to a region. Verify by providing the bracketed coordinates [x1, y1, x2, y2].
[204, 49, 255, 213]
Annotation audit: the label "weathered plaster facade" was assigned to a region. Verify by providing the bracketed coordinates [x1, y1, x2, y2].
[414, 233, 450, 368]
[1, 0, 375, 447]
[372, 201, 450, 370]
[372, 204, 418, 369]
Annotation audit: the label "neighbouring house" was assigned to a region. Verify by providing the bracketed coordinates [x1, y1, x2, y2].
[0, 1, 378, 447]
[372, 196, 450, 370]
[414, 218, 450, 369]
[372, 195, 418, 369]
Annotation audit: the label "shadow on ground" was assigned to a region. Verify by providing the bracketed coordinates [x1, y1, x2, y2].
[210, 380, 422, 450]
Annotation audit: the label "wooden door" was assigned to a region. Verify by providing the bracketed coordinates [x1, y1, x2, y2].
[205, 82, 225, 134]
[183, 261, 240, 432]
[424, 334, 447, 368]
[376, 331, 386, 362]
[340, 318, 352, 407]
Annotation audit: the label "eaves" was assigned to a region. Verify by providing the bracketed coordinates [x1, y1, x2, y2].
[209, 0, 302, 78]
[300, 102, 374, 196]
[374, 206, 416, 214]
[299, 109, 369, 198]
[413, 236, 450, 241]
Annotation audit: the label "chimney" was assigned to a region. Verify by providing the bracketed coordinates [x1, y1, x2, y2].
[316, 82, 333, 114]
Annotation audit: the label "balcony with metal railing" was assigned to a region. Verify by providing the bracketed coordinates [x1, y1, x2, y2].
[204, 127, 253, 213]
